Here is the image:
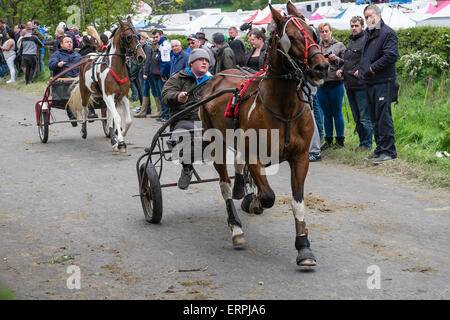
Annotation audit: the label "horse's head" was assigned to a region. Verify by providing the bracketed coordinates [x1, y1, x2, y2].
[270, 3, 328, 86]
[117, 17, 146, 64]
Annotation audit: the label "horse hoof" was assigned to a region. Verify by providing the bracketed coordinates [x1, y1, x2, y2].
[118, 141, 127, 153]
[296, 247, 316, 267]
[112, 144, 119, 152]
[241, 193, 264, 215]
[297, 258, 317, 267]
[232, 234, 246, 248]
[241, 194, 253, 213]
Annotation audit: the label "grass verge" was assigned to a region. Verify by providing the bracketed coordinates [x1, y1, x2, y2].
[0, 284, 15, 300]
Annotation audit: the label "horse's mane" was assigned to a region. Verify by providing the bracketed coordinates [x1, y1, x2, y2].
[110, 27, 118, 39]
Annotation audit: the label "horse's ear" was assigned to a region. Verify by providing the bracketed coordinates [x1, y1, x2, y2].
[117, 17, 124, 26]
[127, 16, 133, 25]
[270, 4, 282, 24]
[286, 1, 305, 20]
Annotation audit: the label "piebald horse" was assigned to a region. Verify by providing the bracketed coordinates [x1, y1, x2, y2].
[200, 2, 329, 266]
[75, 17, 145, 152]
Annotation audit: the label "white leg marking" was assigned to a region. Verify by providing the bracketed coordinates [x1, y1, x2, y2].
[121, 97, 132, 137]
[231, 225, 244, 237]
[219, 181, 232, 200]
[291, 199, 305, 222]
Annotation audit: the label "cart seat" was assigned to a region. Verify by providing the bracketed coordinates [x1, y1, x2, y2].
[51, 77, 78, 109]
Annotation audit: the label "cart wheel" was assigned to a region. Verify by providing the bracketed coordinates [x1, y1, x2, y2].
[101, 108, 110, 137]
[150, 138, 164, 178]
[139, 163, 163, 224]
[38, 108, 49, 143]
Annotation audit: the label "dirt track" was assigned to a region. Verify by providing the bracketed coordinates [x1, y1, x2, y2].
[0, 87, 449, 300]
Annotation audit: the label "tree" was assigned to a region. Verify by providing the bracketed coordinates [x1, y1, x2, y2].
[141, 0, 182, 15]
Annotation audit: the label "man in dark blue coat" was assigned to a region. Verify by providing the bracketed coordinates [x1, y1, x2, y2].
[48, 35, 82, 78]
[48, 35, 83, 124]
[167, 39, 189, 77]
[358, 4, 398, 164]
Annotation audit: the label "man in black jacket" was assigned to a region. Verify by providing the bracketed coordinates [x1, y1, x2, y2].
[337, 16, 373, 151]
[212, 33, 236, 74]
[358, 4, 398, 164]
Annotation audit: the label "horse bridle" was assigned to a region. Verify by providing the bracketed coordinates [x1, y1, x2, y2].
[120, 23, 143, 58]
[273, 15, 321, 79]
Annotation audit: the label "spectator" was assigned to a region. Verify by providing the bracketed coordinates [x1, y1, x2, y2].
[245, 28, 267, 73]
[317, 22, 346, 149]
[16, 28, 27, 76]
[13, 25, 23, 77]
[228, 26, 246, 67]
[100, 34, 109, 51]
[1, 29, 15, 83]
[195, 32, 209, 48]
[161, 48, 213, 189]
[18, 25, 43, 84]
[130, 33, 147, 104]
[57, 21, 78, 49]
[187, 34, 215, 74]
[151, 29, 171, 122]
[212, 33, 236, 73]
[337, 16, 373, 152]
[33, 20, 45, 72]
[134, 33, 154, 118]
[359, 4, 398, 164]
[46, 27, 65, 54]
[78, 35, 97, 56]
[308, 85, 323, 162]
[168, 39, 189, 76]
[0, 19, 11, 45]
[48, 35, 82, 124]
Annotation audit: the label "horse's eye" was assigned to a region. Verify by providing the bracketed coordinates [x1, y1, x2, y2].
[126, 35, 133, 43]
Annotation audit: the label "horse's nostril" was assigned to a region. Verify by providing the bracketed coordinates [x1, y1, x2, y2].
[314, 62, 329, 75]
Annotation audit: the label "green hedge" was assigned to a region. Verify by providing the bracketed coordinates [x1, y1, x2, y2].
[333, 27, 450, 63]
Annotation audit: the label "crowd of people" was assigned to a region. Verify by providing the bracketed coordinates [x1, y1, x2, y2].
[1, 3, 398, 178]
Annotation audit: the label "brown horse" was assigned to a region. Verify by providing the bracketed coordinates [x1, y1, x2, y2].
[199, 2, 329, 267]
[75, 17, 145, 152]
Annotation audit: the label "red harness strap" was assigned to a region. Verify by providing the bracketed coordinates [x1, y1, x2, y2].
[109, 69, 128, 85]
[224, 70, 265, 118]
[286, 16, 319, 68]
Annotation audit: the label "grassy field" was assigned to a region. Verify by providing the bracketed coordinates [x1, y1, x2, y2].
[1, 69, 448, 189]
[0, 284, 14, 300]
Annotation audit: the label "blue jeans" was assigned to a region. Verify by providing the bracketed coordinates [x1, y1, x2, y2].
[40, 49, 45, 72]
[366, 81, 397, 158]
[156, 79, 170, 120]
[317, 82, 345, 138]
[347, 89, 373, 148]
[312, 94, 324, 141]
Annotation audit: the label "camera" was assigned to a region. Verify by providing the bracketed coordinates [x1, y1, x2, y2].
[324, 52, 331, 58]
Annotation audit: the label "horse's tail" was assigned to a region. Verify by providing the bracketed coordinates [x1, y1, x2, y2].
[66, 81, 95, 118]
[86, 26, 101, 51]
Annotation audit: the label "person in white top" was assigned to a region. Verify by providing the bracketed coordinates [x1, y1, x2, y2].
[1, 29, 16, 83]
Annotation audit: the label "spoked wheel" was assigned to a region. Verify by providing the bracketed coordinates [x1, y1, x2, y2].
[150, 138, 164, 178]
[101, 108, 109, 138]
[38, 107, 49, 143]
[139, 163, 163, 224]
